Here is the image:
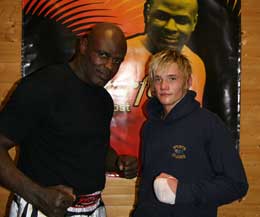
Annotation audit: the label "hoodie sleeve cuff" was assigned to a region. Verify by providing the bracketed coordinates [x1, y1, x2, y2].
[175, 182, 194, 204]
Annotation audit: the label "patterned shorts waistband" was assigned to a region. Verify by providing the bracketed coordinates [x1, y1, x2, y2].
[67, 191, 102, 214]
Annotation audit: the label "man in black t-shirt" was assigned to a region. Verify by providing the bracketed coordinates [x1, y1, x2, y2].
[0, 23, 137, 217]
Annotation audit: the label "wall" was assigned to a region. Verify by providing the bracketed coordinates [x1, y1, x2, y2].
[0, 0, 259, 216]
[0, 0, 21, 214]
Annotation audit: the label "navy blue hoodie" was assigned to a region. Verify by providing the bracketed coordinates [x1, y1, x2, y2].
[133, 91, 248, 217]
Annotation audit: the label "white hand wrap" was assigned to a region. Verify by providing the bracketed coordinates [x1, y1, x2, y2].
[153, 177, 176, 205]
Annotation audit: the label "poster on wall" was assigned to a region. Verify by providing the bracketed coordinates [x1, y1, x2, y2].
[22, 0, 241, 162]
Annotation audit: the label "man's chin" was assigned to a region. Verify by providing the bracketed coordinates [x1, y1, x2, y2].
[97, 79, 109, 87]
[158, 43, 180, 51]
[89, 79, 105, 87]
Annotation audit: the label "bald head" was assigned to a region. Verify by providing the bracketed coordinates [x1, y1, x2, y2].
[70, 23, 127, 86]
[145, 0, 198, 17]
[86, 23, 127, 67]
[87, 23, 127, 55]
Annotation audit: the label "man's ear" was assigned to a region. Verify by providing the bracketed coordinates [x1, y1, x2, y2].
[192, 13, 198, 31]
[187, 76, 192, 89]
[144, 2, 151, 25]
[79, 37, 88, 55]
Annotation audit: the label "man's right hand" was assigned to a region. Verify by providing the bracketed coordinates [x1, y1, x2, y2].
[36, 185, 76, 217]
[0, 135, 75, 217]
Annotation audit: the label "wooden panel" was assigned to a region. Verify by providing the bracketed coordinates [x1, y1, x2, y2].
[103, 177, 137, 207]
[0, 82, 15, 106]
[0, 43, 21, 63]
[0, 148, 16, 217]
[0, 188, 11, 217]
[0, 63, 21, 82]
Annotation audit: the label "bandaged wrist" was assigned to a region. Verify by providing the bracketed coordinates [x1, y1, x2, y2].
[153, 177, 176, 205]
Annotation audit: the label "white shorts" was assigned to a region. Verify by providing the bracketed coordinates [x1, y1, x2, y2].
[9, 191, 106, 217]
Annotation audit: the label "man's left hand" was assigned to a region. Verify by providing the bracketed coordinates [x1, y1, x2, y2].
[117, 155, 138, 179]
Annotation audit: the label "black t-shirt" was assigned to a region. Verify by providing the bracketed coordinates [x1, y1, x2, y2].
[0, 64, 114, 194]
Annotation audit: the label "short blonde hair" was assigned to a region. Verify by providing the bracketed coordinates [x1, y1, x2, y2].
[148, 49, 192, 89]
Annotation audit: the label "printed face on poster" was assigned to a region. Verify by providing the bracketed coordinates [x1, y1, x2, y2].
[22, 0, 241, 160]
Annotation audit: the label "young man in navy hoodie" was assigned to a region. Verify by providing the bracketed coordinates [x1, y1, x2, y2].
[132, 49, 248, 217]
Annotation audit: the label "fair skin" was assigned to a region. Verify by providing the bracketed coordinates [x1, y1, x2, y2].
[153, 62, 192, 193]
[153, 62, 192, 116]
[144, 0, 204, 104]
[157, 172, 178, 194]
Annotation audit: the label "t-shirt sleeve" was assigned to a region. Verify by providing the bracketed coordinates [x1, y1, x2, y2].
[0, 77, 48, 144]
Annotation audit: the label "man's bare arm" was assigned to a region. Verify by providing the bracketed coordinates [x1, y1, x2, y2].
[0, 134, 75, 217]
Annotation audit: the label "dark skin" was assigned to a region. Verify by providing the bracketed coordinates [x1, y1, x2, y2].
[69, 23, 137, 178]
[0, 135, 74, 217]
[0, 23, 137, 217]
[144, 0, 198, 53]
